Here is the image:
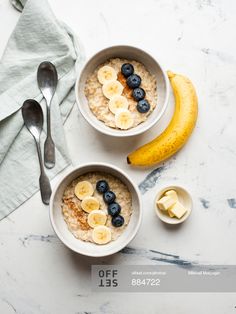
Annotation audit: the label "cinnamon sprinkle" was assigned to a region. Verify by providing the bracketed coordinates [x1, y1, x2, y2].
[66, 200, 91, 231]
[117, 71, 133, 99]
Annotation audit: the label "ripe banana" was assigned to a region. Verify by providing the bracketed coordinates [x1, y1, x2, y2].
[127, 71, 198, 166]
[92, 225, 112, 244]
[74, 181, 94, 200]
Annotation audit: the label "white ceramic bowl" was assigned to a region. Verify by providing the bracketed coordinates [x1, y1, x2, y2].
[154, 186, 192, 225]
[75, 45, 169, 137]
[49, 162, 142, 257]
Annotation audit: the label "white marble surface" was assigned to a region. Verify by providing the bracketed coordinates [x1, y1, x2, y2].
[0, 0, 236, 313]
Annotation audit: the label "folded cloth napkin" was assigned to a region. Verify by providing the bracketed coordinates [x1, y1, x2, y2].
[0, 0, 84, 219]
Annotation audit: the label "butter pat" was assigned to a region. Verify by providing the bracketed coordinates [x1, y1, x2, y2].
[167, 209, 175, 218]
[157, 196, 176, 211]
[169, 201, 187, 219]
[166, 190, 178, 217]
[165, 190, 178, 202]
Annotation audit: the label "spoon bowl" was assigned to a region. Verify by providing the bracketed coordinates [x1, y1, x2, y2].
[37, 61, 58, 97]
[22, 99, 43, 138]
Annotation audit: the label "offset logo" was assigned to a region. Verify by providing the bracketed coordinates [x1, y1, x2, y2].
[98, 269, 119, 288]
[91, 265, 236, 292]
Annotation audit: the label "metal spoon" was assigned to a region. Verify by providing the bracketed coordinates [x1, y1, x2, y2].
[37, 61, 58, 169]
[22, 99, 52, 205]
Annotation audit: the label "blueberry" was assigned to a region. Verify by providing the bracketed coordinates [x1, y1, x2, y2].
[108, 202, 121, 216]
[137, 99, 150, 113]
[126, 74, 141, 89]
[132, 87, 146, 101]
[96, 180, 109, 194]
[103, 191, 116, 204]
[112, 215, 124, 227]
[121, 63, 134, 78]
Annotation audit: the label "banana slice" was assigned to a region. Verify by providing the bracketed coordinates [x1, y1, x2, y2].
[102, 80, 123, 99]
[108, 95, 129, 114]
[87, 210, 107, 228]
[81, 196, 100, 213]
[74, 181, 94, 200]
[97, 65, 117, 85]
[92, 225, 112, 244]
[115, 109, 134, 130]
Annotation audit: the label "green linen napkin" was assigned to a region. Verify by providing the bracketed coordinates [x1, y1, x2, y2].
[0, 0, 84, 219]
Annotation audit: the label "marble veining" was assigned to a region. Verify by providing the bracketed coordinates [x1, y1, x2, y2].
[138, 163, 171, 194]
[199, 198, 210, 209]
[1, 298, 17, 313]
[19, 234, 58, 246]
[227, 198, 236, 209]
[121, 246, 195, 267]
[99, 302, 112, 314]
[201, 48, 236, 64]
[196, 0, 213, 9]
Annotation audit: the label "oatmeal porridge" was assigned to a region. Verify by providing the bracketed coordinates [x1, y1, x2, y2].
[61, 172, 132, 245]
[84, 58, 157, 130]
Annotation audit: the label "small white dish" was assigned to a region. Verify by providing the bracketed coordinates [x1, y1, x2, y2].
[154, 186, 192, 224]
[75, 45, 169, 137]
[49, 162, 142, 257]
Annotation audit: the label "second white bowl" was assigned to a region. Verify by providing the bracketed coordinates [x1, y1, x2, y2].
[49, 162, 142, 257]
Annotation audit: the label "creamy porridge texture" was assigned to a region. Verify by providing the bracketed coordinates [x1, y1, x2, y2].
[61, 172, 132, 244]
[84, 58, 157, 129]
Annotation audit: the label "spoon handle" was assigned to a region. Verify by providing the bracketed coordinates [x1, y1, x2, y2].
[35, 139, 52, 205]
[39, 172, 52, 205]
[44, 104, 55, 169]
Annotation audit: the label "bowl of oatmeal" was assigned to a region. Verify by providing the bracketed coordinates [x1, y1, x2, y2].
[49, 162, 142, 257]
[76, 45, 169, 137]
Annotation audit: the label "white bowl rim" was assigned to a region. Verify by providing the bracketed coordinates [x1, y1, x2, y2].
[49, 162, 143, 257]
[75, 44, 170, 137]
